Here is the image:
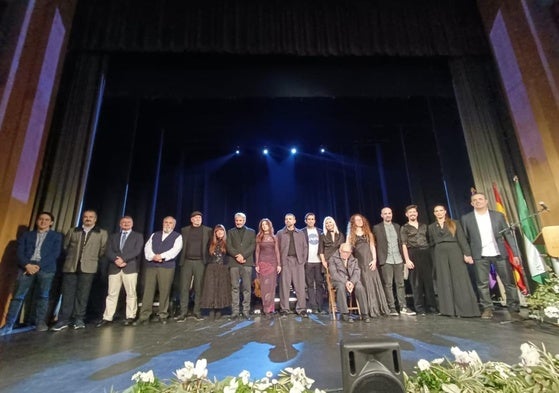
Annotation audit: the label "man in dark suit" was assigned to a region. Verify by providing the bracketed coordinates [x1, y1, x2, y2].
[176, 211, 213, 321]
[373, 207, 415, 316]
[97, 216, 144, 327]
[0, 212, 63, 335]
[461, 192, 521, 320]
[226, 212, 256, 320]
[277, 213, 309, 317]
[328, 243, 369, 323]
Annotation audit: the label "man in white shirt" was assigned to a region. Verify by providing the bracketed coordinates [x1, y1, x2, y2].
[135, 216, 183, 325]
[461, 193, 521, 320]
[302, 213, 324, 314]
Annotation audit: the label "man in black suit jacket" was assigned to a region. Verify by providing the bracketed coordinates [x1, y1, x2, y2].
[97, 216, 144, 326]
[226, 212, 256, 320]
[373, 207, 415, 316]
[461, 193, 521, 320]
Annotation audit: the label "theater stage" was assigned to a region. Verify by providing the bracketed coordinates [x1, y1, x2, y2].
[0, 308, 557, 393]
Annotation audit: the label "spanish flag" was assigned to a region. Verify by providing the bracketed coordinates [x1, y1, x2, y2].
[492, 182, 528, 294]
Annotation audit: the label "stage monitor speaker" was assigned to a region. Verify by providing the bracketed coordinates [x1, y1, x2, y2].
[340, 339, 405, 393]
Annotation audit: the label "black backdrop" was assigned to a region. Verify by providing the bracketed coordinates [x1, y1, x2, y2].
[82, 55, 474, 235]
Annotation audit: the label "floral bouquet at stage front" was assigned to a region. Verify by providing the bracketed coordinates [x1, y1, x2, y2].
[404, 342, 559, 393]
[128, 358, 325, 393]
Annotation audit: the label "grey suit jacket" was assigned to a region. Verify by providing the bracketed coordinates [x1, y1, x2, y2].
[105, 230, 144, 274]
[276, 227, 308, 265]
[328, 250, 361, 286]
[372, 222, 404, 266]
[63, 226, 108, 273]
[461, 210, 519, 260]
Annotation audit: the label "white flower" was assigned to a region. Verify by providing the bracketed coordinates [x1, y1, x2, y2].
[417, 359, 430, 371]
[194, 358, 208, 378]
[266, 371, 273, 378]
[494, 363, 512, 379]
[450, 346, 482, 366]
[543, 306, 559, 319]
[431, 358, 445, 365]
[520, 343, 541, 366]
[441, 383, 461, 393]
[223, 377, 238, 393]
[253, 377, 272, 391]
[239, 369, 251, 384]
[131, 370, 155, 383]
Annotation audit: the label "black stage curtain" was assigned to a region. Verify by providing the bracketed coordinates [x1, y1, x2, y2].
[70, 0, 488, 56]
[82, 96, 473, 236]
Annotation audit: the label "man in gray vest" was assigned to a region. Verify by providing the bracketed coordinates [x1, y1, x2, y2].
[135, 216, 183, 325]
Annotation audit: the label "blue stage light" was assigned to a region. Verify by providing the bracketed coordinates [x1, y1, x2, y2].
[263, 148, 269, 155]
[290, 147, 297, 155]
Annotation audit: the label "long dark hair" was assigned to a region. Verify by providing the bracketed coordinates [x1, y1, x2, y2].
[209, 224, 227, 254]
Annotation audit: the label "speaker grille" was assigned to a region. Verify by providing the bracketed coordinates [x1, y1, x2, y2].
[352, 370, 404, 393]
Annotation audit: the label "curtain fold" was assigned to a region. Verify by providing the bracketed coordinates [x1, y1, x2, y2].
[33, 53, 107, 232]
[449, 57, 531, 224]
[70, 0, 488, 56]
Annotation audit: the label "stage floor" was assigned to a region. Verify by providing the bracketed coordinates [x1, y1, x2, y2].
[1, 308, 557, 393]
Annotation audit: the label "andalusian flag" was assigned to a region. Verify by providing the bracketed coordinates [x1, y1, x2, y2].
[513, 177, 547, 284]
[492, 182, 528, 294]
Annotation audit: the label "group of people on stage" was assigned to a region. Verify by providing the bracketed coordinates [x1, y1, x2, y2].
[0, 191, 524, 335]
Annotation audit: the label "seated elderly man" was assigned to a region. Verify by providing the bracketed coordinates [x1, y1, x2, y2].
[328, 243, 370, 323]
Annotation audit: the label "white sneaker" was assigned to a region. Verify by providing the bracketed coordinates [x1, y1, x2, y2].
[401, 308, 416, 316]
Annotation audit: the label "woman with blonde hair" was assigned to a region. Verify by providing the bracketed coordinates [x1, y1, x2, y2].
[347, 213, 390, 318]
[255, 218, 281, 317]
[428, 205, 479, 318]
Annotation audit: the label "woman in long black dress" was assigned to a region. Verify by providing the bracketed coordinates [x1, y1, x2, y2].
[428, 205, 480, 318]
[199, 225, 232, 320]
[347, 214, 390, 318]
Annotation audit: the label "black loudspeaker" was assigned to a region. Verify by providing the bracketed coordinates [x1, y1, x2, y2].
[340, 339, 405, 393]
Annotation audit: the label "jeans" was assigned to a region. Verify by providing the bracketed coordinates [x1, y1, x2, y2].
[5, 270, 55, 327]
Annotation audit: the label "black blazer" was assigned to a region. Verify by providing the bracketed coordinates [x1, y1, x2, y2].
[461, 210, 519, 260]
[372, 222, 404, 266]
[105, 230, 144, 274]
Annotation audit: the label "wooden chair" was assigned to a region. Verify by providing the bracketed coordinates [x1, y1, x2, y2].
[325, 267, 361, 320]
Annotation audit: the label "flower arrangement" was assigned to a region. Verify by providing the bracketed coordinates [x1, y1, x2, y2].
[127, 343, 559, 393]
[127, 359, 325, 393]
[404, 342, 559, 393]
[526, 273, 559, 323]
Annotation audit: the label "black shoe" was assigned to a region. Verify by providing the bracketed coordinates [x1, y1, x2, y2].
[132, 319, 149, 326]
[175, 314, 187, 322]
[51, 321, 69, 331]
[361, 316, 371, 323]
[279, 310, 290, 316]
[96, 319, 112, 328]
[193, 314, 205, 321]
[341, 314, 354, 323]
[298, 310, 308, 318]
[122, 319, 134, 326]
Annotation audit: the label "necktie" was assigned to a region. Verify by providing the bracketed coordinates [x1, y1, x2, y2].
[120, 232, 128, 250]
